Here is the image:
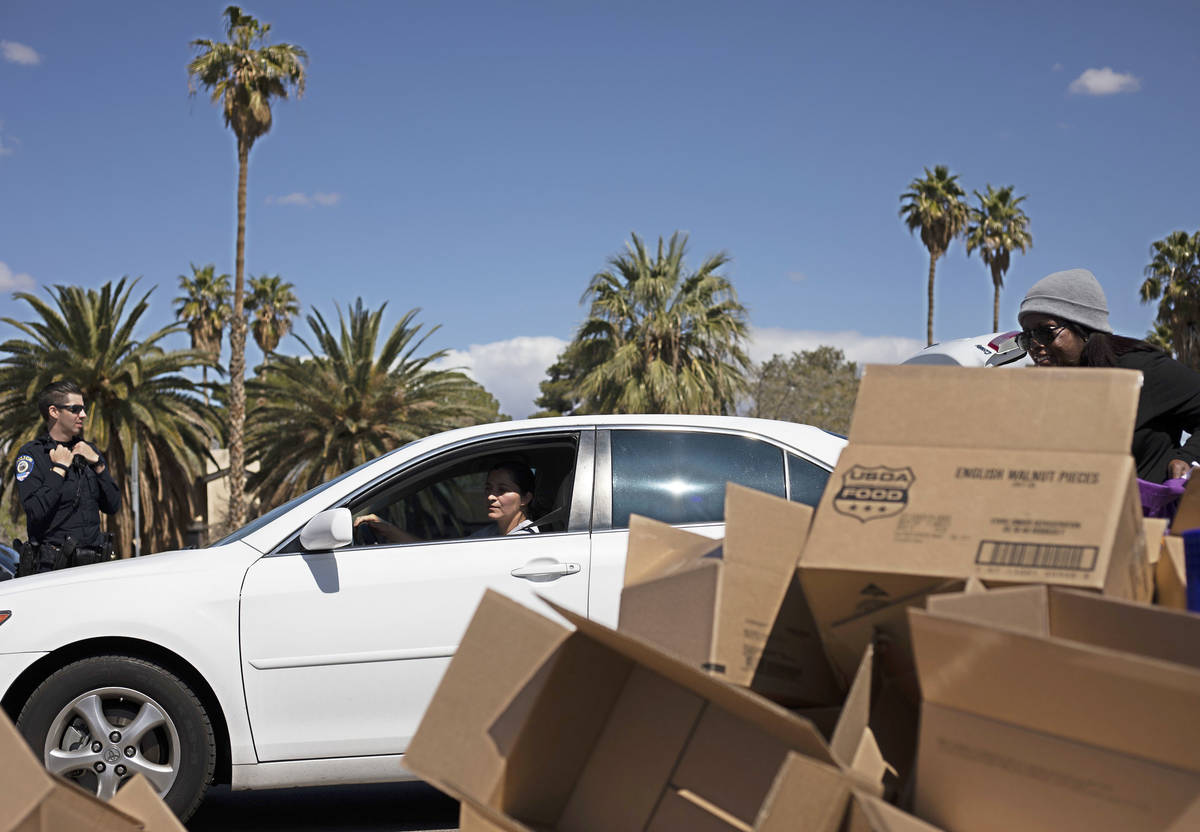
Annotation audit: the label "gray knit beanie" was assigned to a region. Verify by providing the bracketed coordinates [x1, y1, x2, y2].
[1018, 268, 1112, 333]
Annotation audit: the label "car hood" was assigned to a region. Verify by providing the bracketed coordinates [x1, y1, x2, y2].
[0, 541, 264, 654]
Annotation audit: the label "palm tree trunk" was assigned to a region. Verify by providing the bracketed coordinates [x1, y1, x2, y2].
[228, 141, 249, 531]
[927, 252, 938, 346]
[993, 284, 1000, 333]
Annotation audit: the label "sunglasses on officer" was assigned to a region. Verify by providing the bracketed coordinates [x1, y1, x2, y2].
[53, 403, 87, 415]
[1016, 324, 1068, 353]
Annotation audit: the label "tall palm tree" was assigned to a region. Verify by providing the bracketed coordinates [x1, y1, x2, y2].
[174, 262, 231, 401]
[188, 6, 307, 531]
[0, 279, 219, 554]
[900, 165, 971, 345]
[965, 185, 1033, 331]
[570, 231, 751, 415]
[245, 300, 496, 507]
[246, 273, 299, 356]
[1140, 229, 1200, 368]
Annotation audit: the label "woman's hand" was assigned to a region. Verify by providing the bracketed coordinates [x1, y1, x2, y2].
[1168, 459, 1194, 480]
[354, 513, 383, 527]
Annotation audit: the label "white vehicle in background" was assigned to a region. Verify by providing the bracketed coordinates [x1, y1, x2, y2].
[0, 415, 844, 820]
[901, 331, 1030, 368]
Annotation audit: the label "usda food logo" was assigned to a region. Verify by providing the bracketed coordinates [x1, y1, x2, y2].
[833, 465, 915, 522]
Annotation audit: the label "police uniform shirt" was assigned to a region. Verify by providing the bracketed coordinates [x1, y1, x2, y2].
[14, 435, 121, 548]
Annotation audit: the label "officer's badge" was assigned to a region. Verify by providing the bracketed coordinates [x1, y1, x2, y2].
[832, 464, 915, 522]
[15, 454, 34, 482]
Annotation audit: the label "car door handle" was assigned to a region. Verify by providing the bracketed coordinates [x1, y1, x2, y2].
[510, 561, 581, 580]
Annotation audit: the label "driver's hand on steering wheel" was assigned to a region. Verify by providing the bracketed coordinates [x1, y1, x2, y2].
[354, 513, 383, 528]
[353, 513, 418, 544]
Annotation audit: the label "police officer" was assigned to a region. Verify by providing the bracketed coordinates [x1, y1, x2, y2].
[14, 380, 121, 574]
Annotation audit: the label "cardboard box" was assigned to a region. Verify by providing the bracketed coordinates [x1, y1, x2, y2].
[408, 589, 888, 832]
[0, 704, 182, 831]
[799, 365, 1153, 685]
[910, 584, 1200, 831]
[619, 483, 841, 706]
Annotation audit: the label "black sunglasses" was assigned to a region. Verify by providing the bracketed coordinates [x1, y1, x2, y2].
[1016, 324, 1067, 352]
[55, 404, 86, 414]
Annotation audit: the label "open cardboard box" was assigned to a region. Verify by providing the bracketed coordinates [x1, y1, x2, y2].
[0, 704, 184, 832]
[910, 584, 1200, 831]
[619, 483, 841, 707]
[1150, 475, 1200, 610]
[407, 589, 893, 832]
[798, 365, 1153, 687]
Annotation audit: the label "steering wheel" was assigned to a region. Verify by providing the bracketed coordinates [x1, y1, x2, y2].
[353, 519, 382, 547]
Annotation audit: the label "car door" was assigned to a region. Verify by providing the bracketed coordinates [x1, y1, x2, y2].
[586, 427, 822, 627]
[238, 429, 594, 762]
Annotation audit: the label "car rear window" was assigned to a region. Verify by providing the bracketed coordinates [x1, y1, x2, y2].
[611, 430, 785, 528]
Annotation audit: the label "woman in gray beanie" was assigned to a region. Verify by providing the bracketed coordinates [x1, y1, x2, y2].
[1018, 268, 1200, 483]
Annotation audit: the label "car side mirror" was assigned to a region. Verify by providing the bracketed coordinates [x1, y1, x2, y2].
[300, 508, 353, 551]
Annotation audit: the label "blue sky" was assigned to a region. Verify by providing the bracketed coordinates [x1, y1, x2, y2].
[2, 0, 1199, 417]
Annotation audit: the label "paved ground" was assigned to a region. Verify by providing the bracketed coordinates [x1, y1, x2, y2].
[187, 782, 459, 832]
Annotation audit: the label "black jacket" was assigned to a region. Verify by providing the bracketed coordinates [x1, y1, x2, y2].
[15, 434, 121, 547]
[1117, 349, 1200, 483]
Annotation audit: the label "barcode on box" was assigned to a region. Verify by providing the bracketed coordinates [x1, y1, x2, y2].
[976, 540, 1098, 572]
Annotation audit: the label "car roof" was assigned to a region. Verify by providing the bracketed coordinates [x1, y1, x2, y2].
[239, 415, 846, 553]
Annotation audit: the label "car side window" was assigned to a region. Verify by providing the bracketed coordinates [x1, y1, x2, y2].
[344, 435, 581, 548]
[788, 452, 831, 508]
[610, 430, 785, 529]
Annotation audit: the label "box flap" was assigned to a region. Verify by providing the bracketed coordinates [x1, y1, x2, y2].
[754, 753, 851, 832]
[848, 365, 1140, 453]
[542, 596, 836, 768]
[110, 774, 187, 832]
[1144, 517, 1170, 555]
[829, 644, 887, 790]
[624, 514, 722, 587]
[1047, 587, 1200, 669]
[405, 590, 571, 805]
[846, 792, 947, 832]
[910, 605, 1200, 773]
[1, 707, 56, 829]
[721, 483, 813, 573]
[1171, 475, 1200, 533]
[924, 584, 1050, 637]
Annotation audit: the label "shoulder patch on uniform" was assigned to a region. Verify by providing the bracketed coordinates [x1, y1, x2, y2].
[15, 454, 34, 482]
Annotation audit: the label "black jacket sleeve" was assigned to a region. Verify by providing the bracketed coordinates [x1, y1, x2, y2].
[90, 445, 122, 515]
[16, 443, 67, 529]
[1141, 352, 1200, 464]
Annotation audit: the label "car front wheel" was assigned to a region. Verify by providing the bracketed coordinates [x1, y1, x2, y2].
[16, 655, 215, 821]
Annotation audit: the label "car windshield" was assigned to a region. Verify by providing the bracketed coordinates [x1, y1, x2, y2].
[212, 447, 412, 546]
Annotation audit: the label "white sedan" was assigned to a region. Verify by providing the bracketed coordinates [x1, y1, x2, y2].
[0, 415, 844, 819]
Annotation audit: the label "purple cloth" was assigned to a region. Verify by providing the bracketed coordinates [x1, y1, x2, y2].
[1138, 477, 1189, 520]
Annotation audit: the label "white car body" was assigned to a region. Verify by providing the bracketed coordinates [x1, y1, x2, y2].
[0, 415, 844, 800]
[901, 330, 1030, 368]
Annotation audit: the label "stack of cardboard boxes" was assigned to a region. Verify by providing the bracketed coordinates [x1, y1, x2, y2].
[408, 364, 1200, 830]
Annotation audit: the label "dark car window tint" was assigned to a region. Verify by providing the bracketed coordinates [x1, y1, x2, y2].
[788, 453, 831, 507]
[611, 431, 784, 528]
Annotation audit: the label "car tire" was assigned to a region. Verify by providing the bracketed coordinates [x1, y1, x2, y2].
[15, 654, 216, 821]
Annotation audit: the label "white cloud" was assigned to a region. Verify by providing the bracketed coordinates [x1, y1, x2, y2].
[432, 329, 927, 419]
[0, 40, 40, 65]
[265, 191, 342, 207]
[787, 271, 807, 284]
[1068, 67, 1140, 96]
[435, 336, 569, 419]
[748, 327, 924, 366]
[0, 262, 35, 292]
[1051, 63, 1063, 72]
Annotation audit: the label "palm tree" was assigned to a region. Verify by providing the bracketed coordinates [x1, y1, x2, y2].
[965, 185, 1033, 331]
[188, 6, 307, 531]
[0, 279, 219, 555]
[900, 165, 971, 345]
[569, 231, 751, 415]
[1140, 230, 1200, 368]
[174, 263, 231, 401]
[246, 274, 299, 356]
[245, 300, 497, 507]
